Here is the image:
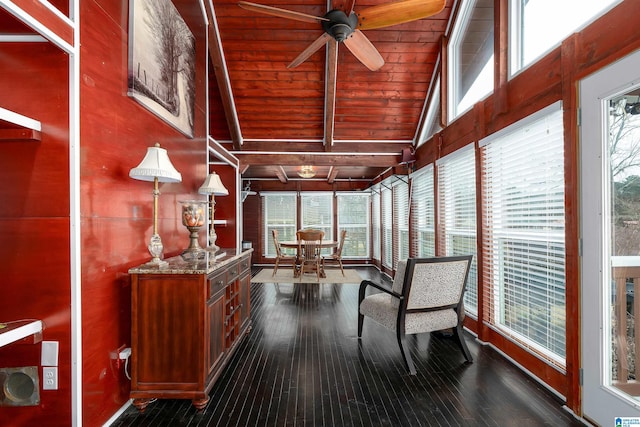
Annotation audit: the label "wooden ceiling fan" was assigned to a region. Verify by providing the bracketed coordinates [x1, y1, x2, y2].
[238, 0, 445, 71]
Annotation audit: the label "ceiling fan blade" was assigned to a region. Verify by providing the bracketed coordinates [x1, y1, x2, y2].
[238, 1, 329, 24]
[356, 0, 445, 31]
[342, 30, 384, 71]
[287, 33, 332, 69]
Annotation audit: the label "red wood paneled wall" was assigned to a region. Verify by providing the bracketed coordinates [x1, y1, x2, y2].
[0, 0, 232, 425]
[0, 42, 72, 427]
[78, 1, 213, 425]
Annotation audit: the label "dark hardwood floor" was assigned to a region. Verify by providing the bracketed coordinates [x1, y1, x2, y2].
[111, 267, 586, 427]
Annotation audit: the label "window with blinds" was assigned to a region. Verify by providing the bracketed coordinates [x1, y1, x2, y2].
[263, 193, 297, 258]
[410, 165, 435, 257]
[300, 192, 333, 256]
[371, 189, 381, 262]
[300, 192, 333, 241]
[381, 184, 393, 269]
[480, 102, 566, 365]
[393, 178, 410, 268]
[337, 192, 370, 259]
[437, 145, 478, 314]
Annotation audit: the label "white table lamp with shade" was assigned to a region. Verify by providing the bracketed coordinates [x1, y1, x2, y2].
[198, 172, 229, 254]
[129, 143, 182, 268]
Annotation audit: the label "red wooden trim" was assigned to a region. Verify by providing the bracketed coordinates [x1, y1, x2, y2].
[439, 35, 448, 128]
[493, 0, 508, 116]
[560, 34, 581, 414]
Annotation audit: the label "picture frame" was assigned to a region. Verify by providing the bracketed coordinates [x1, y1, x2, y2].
[128, 0, 196, 138]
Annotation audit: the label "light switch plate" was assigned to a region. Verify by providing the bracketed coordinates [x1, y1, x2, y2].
[41, 341, 59, 366]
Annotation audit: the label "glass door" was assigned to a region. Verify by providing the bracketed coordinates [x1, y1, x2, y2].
[581, 50, 640, 425]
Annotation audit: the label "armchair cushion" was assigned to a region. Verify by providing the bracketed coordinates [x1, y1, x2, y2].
[359, 294, 458, 334]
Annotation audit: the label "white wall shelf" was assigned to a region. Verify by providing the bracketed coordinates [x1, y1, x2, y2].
[0, 106, 42, 141]
[0, 320, 43, 347]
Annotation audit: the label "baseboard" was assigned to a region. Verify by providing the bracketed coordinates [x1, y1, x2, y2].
[102, 399, 133, 427]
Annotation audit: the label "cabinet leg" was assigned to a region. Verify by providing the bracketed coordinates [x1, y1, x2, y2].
[133, 398, 154, 413]
[193, 397, 209, 411]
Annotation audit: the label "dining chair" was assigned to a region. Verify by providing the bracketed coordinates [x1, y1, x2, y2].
[271, 229, 296, 276]
[297, 230, 324, 280]
[322, 229, 346, 276]
[358, 255, 474, 375]
[296, 229, 324, 241]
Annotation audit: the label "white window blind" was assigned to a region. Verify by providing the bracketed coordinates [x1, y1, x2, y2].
[381, 185, 393, 269]
[437, 145, 478, 314]
[481, 102, 566, 366]
[300, 192, 333, 241]
[410, 165, 435, 257]
[337, 192, 370, 259]
[263, 193, 297, 258]
[371, 189, 381, 262]
[393, 178, 410, 268]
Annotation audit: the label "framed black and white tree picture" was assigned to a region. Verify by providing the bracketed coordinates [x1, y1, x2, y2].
[128, 0, 196, 138]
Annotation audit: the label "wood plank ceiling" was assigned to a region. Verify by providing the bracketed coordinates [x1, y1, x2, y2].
[0, 0, 454, 186]
[208, 0, 455, 185]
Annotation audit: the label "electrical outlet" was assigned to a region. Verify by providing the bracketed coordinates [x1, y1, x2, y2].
[110, 345, 126, 369]
[43, 367, 58, 390]
[119, 347, 131, 360]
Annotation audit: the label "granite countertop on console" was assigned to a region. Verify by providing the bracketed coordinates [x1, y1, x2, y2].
[129, 248, 252, 275]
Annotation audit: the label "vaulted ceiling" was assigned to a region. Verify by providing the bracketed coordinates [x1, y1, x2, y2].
[0, 0, 457, 186]
[207, 0, 456, 185]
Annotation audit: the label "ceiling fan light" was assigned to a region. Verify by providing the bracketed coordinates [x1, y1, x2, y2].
[298, 165, 316, 179]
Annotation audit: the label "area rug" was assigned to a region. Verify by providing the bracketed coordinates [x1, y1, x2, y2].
[251, 268, 362, 284]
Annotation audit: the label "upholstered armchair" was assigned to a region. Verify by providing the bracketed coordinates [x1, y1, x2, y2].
[358, 256, 474, 375]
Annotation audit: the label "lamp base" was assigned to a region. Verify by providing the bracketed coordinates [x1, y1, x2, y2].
[208, 228, 220, 254]
[141, 257, 169, 269]
[145, 234, 167, 268]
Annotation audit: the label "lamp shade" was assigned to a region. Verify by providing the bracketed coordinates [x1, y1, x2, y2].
[129, 143, 182, 183]
[198, 172, 229, 196]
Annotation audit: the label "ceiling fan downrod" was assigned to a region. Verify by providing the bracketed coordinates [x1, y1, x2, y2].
[322, 10, 358, 42]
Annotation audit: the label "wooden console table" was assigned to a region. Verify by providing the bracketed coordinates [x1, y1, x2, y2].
[128, 249, 252, 412]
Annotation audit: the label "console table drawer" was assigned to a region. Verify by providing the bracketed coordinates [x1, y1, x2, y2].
[209, 271, 226, 298]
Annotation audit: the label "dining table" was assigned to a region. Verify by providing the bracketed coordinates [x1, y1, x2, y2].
[279, 240, 338, 278]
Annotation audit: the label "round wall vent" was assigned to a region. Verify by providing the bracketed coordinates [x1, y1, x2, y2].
[0, 366, 40, 406]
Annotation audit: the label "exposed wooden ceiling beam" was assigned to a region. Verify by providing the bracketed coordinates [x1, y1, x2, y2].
[236, 152, 400, 167]
[274, 166, 288, 183]
[324, 40, 338, 151]
[327, 166, 339, 184]
[205, 3, 243, 150]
